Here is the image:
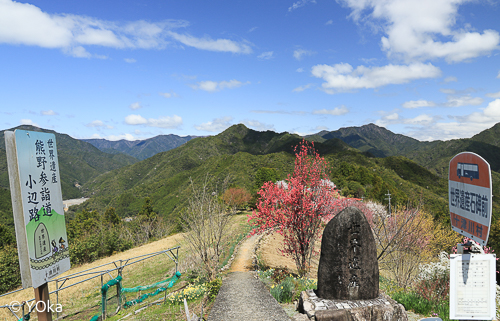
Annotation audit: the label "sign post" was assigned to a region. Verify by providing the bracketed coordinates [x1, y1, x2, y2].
[448, 152, 495, 320]
[5, 130, 71, 320]
[449, 152, 492, 246]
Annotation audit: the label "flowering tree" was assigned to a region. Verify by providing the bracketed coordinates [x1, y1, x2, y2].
[222, 187, 251, 209]
[248, 140, 340, 276]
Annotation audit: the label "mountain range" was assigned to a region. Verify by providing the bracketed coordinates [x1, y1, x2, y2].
[1, 122, 500, 230]
[82, 134, 199, 160]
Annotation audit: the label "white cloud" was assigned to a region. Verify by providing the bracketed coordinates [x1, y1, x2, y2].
[248, 27, 258, 33]
[147, 116, 183, 128]
[325, 20, 333, 25]
[444, 76, 457, 83]
[167, 31, 252, 54]
[486, 91, 500, 99]
[125, 114, 182, 128]
[257, 51, 274, 60]
[296, 68, 304, 73]
[195, 117, 233, 132]
[288, 0, 316, 12]
[124, 58, 136, 63]
[292, 83, 314, 92]
[402, 100, 436, 108]
[314, 126, 329, 131]
[497, 71, 500, 79]
[338, 0, 500, 63]
[242, 120, 275, 131]
[375, 100, 500, 141]
[20, 119, 39, 127]
[312, 106, 349, 116]
[439, 87, 476, 95]
[403, 94, 483, 108]
[159, 91, 178, 98]
[293, 48, 315, 61]
[0, 0, 251, 57]
[440, 88, 456, 94]
[125, 114, 148, 125]
[191, 79, 249, 92]
[86, 120, 112, 128]
[465, 99, 500, 123]
[105, 133, 136, 141]
[41, 109, 57, 115]
[411, 99, 500, 140]
[405, 114, 434, 125]
[444, 95, 483, 107]
[376, 112, 435, 127]
[311, 62, 441, 93]
[129, 102, 142, 110]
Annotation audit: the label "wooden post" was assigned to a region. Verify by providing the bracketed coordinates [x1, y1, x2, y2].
[34, 282, 52, 321]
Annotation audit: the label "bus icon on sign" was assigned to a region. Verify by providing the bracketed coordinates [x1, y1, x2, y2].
[457, 162, 479, 180]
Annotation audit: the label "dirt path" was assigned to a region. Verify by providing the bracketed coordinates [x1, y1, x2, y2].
[229, 234, 258, 272]
[207, 233, 291, 321]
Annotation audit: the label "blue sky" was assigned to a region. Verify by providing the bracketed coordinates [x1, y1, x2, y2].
[1, 0, 500, 142]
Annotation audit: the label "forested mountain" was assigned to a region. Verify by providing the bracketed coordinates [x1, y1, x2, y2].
[307, 123, 435, 157]
[71, 124, 453, 228]
[309, 123, 500, 200]
[82, 134, 199, 160]
[0, 125, 139, 200]
[4, 122, 500, 233]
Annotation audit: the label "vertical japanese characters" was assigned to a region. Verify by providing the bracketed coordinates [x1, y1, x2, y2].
[27, 138, 57, 222]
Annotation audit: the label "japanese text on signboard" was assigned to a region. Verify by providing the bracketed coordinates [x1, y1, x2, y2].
[26, 138, 58, 223]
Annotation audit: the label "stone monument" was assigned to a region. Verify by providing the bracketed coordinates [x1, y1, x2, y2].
[298, 206, 408, 320]
[317, 206, 379, 300]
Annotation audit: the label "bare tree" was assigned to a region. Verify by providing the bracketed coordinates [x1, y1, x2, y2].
[182, 175, 235, 281]
[367, 201, 435, 288]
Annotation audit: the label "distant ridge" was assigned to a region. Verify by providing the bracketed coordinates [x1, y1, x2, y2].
[306, 123, 432, 157]
[82, 134, 199, 160]
[0, 125, 138, 199]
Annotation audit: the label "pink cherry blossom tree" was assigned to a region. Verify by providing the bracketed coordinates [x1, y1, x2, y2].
[248, 140, 341, 276]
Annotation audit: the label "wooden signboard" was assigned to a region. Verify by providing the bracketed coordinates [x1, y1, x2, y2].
[5, 130, 70, 289]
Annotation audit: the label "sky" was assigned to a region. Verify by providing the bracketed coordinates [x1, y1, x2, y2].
[1, 0, 500, 142]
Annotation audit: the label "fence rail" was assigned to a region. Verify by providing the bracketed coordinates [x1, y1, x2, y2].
[0, 245, 180, 320]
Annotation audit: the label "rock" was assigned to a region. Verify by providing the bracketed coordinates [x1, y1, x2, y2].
[299, 292, 408, 321]
[291, 313, 311, 321]
[317, 206, 379, 300]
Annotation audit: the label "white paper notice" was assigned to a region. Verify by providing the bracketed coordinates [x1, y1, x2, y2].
[450, 254, 496, 320]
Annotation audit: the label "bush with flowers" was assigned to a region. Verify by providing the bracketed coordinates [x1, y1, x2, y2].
[414, 251, 450, 303]
[166, 283, 207, 304]
[258, 268, 317, 303]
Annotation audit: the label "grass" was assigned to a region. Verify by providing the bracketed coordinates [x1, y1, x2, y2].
[257, 268, 317, 304]
[379, 275, 449, 321]
[0, 212, 250, 321]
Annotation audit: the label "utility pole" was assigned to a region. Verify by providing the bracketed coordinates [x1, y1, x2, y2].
[385, 190, 391, 216]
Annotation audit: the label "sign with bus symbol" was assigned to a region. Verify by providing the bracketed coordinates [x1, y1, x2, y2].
[456, 162, 479, 180]
[449, 152, 492, 246]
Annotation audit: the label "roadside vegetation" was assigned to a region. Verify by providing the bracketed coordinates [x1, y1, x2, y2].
[2, 125, 500, 320]
[0, 211, 250, 320]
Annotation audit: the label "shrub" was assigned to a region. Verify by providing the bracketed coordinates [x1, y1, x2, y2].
[0, 244, 21, 294]
[414, 252, 450, 303]
[207, 277, 222, 301]
[270, 277, 294, 303]
[271, 267, 293, 284]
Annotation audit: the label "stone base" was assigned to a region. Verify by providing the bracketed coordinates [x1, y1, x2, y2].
[298, 289, 408, 321]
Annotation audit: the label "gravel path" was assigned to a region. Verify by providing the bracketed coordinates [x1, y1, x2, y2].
[207, 272, 291, 321]
[208, 234, 291, 321]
